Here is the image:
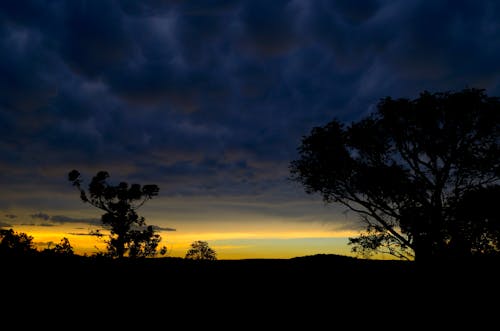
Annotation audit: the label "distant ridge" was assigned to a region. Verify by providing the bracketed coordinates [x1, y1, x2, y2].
[291, 253, 359, 261]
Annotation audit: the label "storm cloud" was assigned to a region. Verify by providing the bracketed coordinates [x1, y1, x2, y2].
[1, 0, 499, 222]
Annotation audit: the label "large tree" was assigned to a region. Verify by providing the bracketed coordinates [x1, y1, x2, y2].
[290, 88, 500, 261]
[68, 170, 165, 258]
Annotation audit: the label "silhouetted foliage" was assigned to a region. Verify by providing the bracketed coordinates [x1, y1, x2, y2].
[185, 241, 217, 260]
[290, 88, 500, 261]
[68, 170, 166, 258]
[449, 185, 500, 256]
[42, 237, 75, 256]
[0, 228, 37, 256]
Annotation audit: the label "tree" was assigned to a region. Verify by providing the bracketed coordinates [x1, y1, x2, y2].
[43, 237, 75, 256]
[185, 241, 217, 260]
[290, 88, 499, 261]
[449, 185, 500, 256]
[0, 229, 37, 256]
[68, 170, 166, 258]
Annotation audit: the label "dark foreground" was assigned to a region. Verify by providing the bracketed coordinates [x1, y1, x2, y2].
[2, 254, 499, 324]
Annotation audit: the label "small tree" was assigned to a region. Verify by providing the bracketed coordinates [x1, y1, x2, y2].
[185, 241, 217, 260]
[68, 170, 165, 258]
[0, 229, 37, 256]
[43, 237, 75, 256]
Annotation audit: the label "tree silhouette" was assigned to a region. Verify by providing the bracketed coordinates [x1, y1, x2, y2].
[185, 241, 217, 260]
[449, 185, 500, 256]
[0, 229, 37, 256]
[290, 88, 499, 261]
[42, 237, 75, 256]
[68, 170, 165, 258]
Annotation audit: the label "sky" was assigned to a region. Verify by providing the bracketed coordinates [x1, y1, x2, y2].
[1, 0, 499, 259]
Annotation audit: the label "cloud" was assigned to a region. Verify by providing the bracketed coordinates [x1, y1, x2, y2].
[29, 213, 100, 226]
[4, 214, 16, 219]
[50, 215, 101, 225]
[58, 1, 133, 79]
[0, 0, 499, 231]
[130, 224, 176, 232]
[152, 225, 176, 232]
[31, 212, 50, 221]
[38, 223, 57, 227]
[26, 212, 167, 230]
[237, 0, 301, 56]
[67, 232, 104, 237]
[0, 221, 12, 228]
[21, 222, 55, 227]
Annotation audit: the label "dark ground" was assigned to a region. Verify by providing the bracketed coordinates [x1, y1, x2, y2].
[2, 254, 499, 325]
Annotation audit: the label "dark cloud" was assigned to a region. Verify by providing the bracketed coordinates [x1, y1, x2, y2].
[152, 225, 176, 232]
[333, 0, 380, 24]
[119, 0, 178, 17]
[31, 212, 50, 221]
[0, 221, 12, 228]
[4, 214, 16, 219]
[237, 0, 300, 56]
[0, 30, 59, 113]
[21, 222, 55, 227]
[38, 223, 57, 227]
[59, 1, 133, 79]
[68, 232, 103, 237]
[130, 224, 176, 232]
[30, 212, 100, 226]
[50, 215, 101, 225]
[0, 0, 499, 227]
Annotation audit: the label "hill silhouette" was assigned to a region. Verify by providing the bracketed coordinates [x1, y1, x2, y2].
[3, 253, 498, 291]
[2, 253, 499, 325]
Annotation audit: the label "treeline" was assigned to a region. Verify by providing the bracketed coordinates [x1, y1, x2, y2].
[0, 228, 74, 257]
[0, 227, 218, 260]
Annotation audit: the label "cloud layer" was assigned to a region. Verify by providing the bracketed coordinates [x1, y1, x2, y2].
[30, 212, 100, 226]
[1, 0, 499, 226]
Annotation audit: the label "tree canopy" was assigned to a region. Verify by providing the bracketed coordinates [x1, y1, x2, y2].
[0, 228, 76, 257]
[68, 170, 166, 258]
[185, 241, 217, 260]
[42, 237, 75, 256]
[290, 88, 500, 261]
[0, 228, 37, 256]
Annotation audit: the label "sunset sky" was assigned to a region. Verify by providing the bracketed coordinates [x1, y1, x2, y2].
[1, 0, 499, 259]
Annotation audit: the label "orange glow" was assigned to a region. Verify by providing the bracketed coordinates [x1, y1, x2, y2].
[12, 222, 356, 259]
[14, 224, 107, 256]
[7, 200, 360, 259]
